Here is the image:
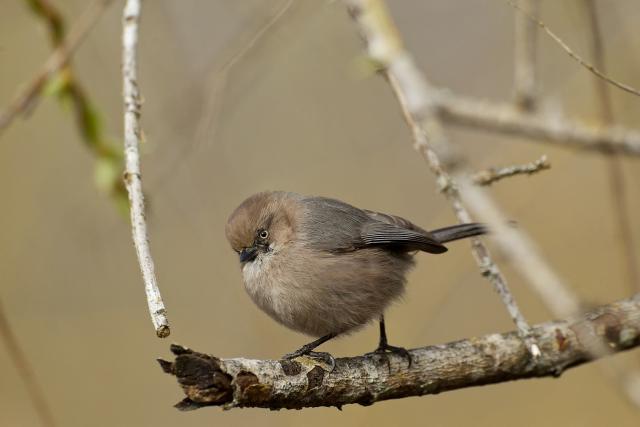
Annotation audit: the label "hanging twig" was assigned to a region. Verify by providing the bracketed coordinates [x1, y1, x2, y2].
[22, 0, 127, 209]
[122, 0, 170, 338]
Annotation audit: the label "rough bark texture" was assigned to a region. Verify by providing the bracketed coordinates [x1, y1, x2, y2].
[159, 294, 640, 411]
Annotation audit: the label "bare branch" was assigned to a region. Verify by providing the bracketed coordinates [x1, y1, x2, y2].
[344, 0, 539, 356]
[513, 0, 539, 110]
[434, 91, 640, 155]
[0, 298, 57, 427]
[0, 0, 114, 133]
[507, 0, 640, 98]
[122, 0, 170, 338]
[584, 0, 639, 292]
[473, 155, 550, 186]
[159, 294, 640, 410]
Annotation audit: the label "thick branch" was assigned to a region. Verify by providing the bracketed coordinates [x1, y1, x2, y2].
[159, 294, 640, 410]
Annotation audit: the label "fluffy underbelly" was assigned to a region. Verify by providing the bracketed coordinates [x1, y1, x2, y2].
[242, 259, 400, 337]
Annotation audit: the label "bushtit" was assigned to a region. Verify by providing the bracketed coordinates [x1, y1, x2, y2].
[226, 191, 485, 364]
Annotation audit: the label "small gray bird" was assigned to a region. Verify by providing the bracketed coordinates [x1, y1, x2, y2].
[225, 191, 485, 363]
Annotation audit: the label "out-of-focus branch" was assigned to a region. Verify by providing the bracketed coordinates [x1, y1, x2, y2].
[0, 0, 113, 133]
[0, 298, 56, 427]
[122, 0, 170, 338]
[21, 0, 127, 210]
[459, 178, 640, 406]
[473, 155, 550, 186]
[507, 0, 640, 98]
[344, 0, 539, 356]
[513, 0, 539, 110]
[159, 295, 640, 410]
[434, 91, 640, 155]
[585, 0, 639, 293]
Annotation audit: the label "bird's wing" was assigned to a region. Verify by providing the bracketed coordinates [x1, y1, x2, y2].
[359, 220, 447, 254]
[301, 198, 447, 254]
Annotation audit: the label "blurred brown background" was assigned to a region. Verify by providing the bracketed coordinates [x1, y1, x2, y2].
[2, 1, 640, 426]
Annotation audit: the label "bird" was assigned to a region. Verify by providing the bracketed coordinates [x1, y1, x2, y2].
[225, 191, 486, 365]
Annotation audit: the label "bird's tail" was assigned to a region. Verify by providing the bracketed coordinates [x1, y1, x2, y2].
[431, 223, 487, 243]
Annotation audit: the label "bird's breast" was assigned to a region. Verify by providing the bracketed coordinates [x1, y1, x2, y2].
[242, 252, 289, 321]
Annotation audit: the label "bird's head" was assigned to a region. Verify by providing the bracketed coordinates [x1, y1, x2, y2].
[225, 191, 298, 265]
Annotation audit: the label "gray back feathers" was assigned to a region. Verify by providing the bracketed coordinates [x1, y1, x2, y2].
[300, 196, 448, 254]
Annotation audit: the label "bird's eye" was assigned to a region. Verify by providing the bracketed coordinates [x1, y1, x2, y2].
[258, 229, 269, 240]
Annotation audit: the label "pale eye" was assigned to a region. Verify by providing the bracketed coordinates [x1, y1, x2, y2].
[258, 229, 269, 240]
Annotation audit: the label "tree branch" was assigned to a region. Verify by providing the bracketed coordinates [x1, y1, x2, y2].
[434, 91, 640, 155]
[159, 294, 640, 410]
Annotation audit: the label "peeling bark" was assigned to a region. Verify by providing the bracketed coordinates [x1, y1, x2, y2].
[159, 295, 640, 410]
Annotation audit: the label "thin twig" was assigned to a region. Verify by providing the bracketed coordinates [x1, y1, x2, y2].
[0, 0, 114, 133]
[0, 298, 56, 427]
[513, 0, 539, 110]
[151, 0, 295, 191]
[473, 155, 550, 186]
[122, 0, 170, 338]
[195, 0, 294, 148]
[345, 0, 539, 357]
[585, 0, 639, 292]
[507, 0, 640, 98]
[159, 295, 640, 410]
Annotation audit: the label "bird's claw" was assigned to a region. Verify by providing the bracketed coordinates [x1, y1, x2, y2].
[282, 350, 336, 372]
[365, 344, 412, 370]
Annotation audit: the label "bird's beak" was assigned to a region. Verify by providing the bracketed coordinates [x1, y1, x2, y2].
[239, 246, 258, 263]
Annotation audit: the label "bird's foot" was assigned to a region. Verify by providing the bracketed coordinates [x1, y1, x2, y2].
[282, 348, 336, 372]
[365, 343, 412, 370]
